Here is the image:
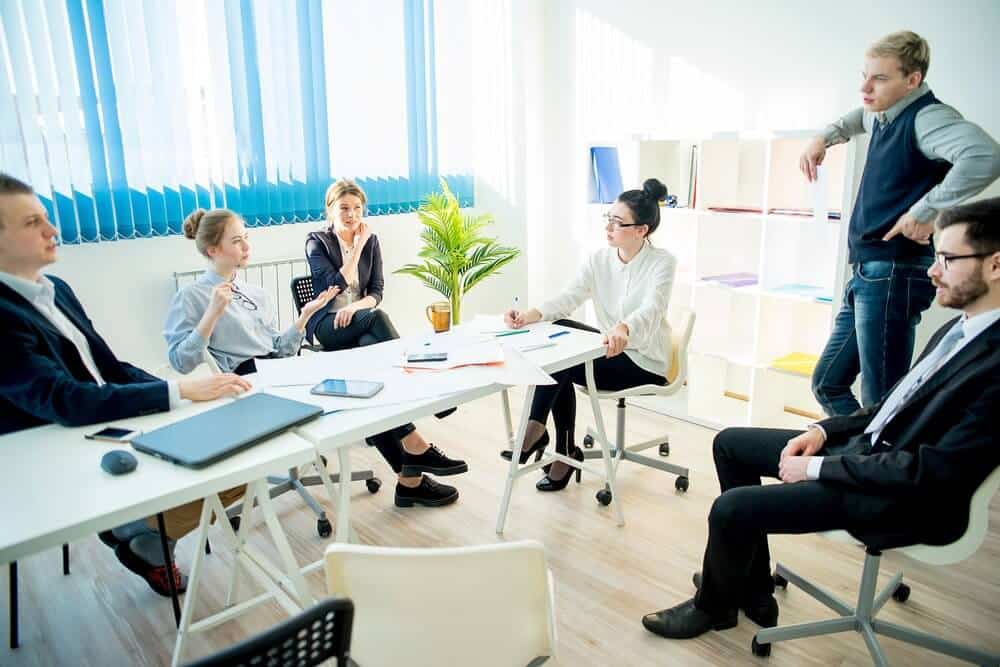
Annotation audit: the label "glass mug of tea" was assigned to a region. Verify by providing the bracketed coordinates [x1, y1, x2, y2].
[425, 301, 451, 333]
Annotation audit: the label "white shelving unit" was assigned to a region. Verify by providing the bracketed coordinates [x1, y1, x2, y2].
[630, 133, 854, 430]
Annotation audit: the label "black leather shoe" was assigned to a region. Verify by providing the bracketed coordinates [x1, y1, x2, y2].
[692, 572, 779, 628]
[400, 444, 468, 477]
[641, 599, 737, 639]
[501, 431, 549, 464]
[394, 477, 459, 507]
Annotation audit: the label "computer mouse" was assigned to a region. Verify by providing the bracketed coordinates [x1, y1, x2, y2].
[101, 449, 138, 475]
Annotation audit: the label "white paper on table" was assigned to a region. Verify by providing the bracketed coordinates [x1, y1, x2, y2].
[400, 340, 505, 370]
[498, 325, 566, 353]
[465, 313, 509, 334]
[261, 365, 496, 411]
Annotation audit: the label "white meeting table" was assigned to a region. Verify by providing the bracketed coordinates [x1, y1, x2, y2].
[1, 323, 618, 665]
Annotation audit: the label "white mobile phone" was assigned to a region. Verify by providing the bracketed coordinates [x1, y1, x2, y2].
[85, 426, 141, 443]
[310, 378, 385, 399]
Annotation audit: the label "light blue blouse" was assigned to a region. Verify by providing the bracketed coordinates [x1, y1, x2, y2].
[164, 270, 304, 373]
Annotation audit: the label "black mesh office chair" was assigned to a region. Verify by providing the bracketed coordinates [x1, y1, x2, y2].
[183, 597, 357, 667]
[290, 275, 324, 352]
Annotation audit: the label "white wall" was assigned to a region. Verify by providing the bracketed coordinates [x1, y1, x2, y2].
[530, 0, 1000, 348]
[44, 0, 999, 369]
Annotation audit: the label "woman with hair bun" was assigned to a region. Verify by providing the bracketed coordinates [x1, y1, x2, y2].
[500, 179, 678, 491]
[165, 208, 338, 375]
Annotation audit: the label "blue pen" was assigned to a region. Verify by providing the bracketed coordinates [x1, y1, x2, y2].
[548, 330, 569, 339]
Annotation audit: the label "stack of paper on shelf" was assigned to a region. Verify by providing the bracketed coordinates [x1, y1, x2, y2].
[770, 352, 819, 376]
[766, 283, 833, 302]
[701, 272, 759, 288]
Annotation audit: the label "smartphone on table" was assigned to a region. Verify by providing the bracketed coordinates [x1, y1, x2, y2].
[310, 378, 384, 399]
[85, 426, 141, 443]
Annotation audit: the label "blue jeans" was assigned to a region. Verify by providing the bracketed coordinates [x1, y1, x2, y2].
[811, 258, 934, 416]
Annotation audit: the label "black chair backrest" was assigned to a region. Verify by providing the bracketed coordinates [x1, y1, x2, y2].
[184, 597, 354, 667]
[290, 275, 316, 315]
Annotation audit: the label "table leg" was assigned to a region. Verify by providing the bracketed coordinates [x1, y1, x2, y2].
[170, 498, 215, 667]
[496, 385, 536, 535]
[155, 513, 182, 626]
[255, 481, 314, 607]
[9, 561, 17, 650]
[334, 447, 355, 543]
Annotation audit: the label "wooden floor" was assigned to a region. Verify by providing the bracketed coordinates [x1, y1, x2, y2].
[3, 388, 999, 666]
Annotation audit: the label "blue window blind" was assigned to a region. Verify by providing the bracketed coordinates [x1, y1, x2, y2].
[588, 146, 623, 204]
[0, 0, 473, 243]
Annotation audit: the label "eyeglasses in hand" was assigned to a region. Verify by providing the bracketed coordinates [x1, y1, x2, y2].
[230, 283, 258, 311]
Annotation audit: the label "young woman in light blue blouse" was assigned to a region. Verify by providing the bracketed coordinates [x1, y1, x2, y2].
[164, 208, 469, 508]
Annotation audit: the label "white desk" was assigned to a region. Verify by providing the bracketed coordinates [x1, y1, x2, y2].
[1, 325, 617, 665]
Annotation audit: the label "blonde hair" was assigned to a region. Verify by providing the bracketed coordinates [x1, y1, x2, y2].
[867, 30, 930, 80]
[183, 208, 238, 258]
[324, 179, 367, 220]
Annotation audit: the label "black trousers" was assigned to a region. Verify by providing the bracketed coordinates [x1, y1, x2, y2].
[695, 427, 880, 614]
[314, 308, 400, 351]
[528, 319, 666, 453]
[312, 308, 415, 474]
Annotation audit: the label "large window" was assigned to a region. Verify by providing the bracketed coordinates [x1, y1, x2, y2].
[0, 0, 472, 243]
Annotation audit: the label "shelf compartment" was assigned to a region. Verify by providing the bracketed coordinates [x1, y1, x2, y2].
[750, 366, 824, 429]
[755, 295, 832, 365]
[767, 137, 847, 215]
[687, 352, 752, 426]
[697, 138, 766, 212]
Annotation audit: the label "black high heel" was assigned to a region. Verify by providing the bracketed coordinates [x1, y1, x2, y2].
[500, 430, 550, 464]
[536, 445, 583, 492]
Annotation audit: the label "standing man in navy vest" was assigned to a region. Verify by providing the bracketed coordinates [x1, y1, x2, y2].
[800, 30, 1000, 416]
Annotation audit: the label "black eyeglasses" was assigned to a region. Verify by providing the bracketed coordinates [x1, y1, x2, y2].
[230, 283, 258, 311]
[602, 212, 643, 230]
[934, 252, 992, 271]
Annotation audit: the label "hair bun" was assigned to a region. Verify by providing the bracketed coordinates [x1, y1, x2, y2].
[183, 209, 206, 240]
[642, 178, 668, 203]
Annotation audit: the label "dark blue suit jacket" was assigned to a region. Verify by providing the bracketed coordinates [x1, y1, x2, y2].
[0, 275, 169, 435]
[304, 230, 384, 341]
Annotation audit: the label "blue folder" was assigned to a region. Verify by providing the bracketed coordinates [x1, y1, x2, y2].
[131, 393, 322, 469]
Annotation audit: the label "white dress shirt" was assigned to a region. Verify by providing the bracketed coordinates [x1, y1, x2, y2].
[0, 270, 180, 406]
[538, 241, 677, 377]
[806, 306, 1000, 480]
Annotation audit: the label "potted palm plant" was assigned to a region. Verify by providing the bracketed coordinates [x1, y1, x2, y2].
[395, 179, 520, 325]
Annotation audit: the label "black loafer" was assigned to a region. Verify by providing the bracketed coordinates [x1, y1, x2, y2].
[692, 572, 779, 627]
[642, 599, 737, 639]
[400, 444, 468, 477]
[394, 477, 459, 508]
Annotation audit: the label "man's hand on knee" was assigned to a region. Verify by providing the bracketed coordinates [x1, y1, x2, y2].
[779, 427, 825, 461]
[779, 455, 815, 483]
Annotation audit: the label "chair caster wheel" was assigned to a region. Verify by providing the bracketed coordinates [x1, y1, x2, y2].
[317, 518, 333, 538]
[773, 573, 788, 589]
[366, 478, 382, 494]
[675, 476, 689, 492]
[892, 583, 911, 603]
[583, 434, 595, 449]
[658, 442, 670, 456]
[596, 488, 612, 506]
[751, 636, 771, 657]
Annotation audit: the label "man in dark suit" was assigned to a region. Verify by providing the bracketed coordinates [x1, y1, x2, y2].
[0, 173, 251, 595]
[642, 197, 1000, 640]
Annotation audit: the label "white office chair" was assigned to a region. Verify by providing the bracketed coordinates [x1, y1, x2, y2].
[324, 541, 557, 667]
[753, 466, 1000, 665]
[198, 351, 380, 537]
[575, 308, 695, 505]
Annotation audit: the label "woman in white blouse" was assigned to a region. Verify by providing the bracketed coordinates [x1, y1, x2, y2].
[501, 179, 676, 491]
[165, 208, 469, 509]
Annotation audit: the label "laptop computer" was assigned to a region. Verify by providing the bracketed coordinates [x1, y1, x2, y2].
[131, 393, 323, 469]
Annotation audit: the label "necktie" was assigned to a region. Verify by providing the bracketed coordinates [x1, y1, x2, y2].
[865, 323, 965, 445]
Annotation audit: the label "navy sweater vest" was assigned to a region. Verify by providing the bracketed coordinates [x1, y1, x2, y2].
[848, 91, 951, 263]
